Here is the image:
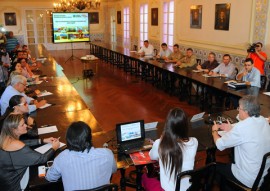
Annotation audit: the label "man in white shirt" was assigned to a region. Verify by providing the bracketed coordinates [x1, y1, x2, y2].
[0, 75, 46, 115]
[137, 40, 154, 56]
[209, 54, 236, 79]
[212, 95, 270, 190]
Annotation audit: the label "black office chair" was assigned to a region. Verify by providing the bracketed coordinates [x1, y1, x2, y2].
[75, 183, 118, 191]
[226, 152, 270, 191]
[175, 162, 216, 191]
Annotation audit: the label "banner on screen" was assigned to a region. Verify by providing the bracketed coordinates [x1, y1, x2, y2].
[52, 12, 90, 43]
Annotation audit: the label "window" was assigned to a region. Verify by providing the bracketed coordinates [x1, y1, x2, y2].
[123, 7, 130, 47]
[140, 4, 148, 46]
[163, 1, 174, 49]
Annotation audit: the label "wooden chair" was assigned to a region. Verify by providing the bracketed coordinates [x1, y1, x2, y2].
[75, 183, 118, 191]
[226, 152, 270, 191]
[175, 162, 216, 191]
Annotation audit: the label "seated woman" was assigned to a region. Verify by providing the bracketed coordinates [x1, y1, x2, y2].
[7, 62, 22, 86]
[147, 108, 198, 191]
[18, 58, 34, 78]
[46, 121, 117, 191]
[0, 114, 60, 190]
[0, 95, 41, 143]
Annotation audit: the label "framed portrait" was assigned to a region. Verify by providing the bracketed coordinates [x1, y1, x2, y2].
[215, 3, 231, 31]
[151, 8, 158, 26]
[4, 12, 17, 26]
[89, 12, 99, 24]
[117, 11, 121, 24]
[190, 5, 202, 29]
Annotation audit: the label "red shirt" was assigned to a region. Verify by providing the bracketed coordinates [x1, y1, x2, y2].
[250, 51, 267, 75]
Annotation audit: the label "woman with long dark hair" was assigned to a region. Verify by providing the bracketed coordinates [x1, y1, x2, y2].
[149, 108, 198, 191]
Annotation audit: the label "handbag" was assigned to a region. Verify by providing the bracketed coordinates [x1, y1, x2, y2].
[146, 162, 160, 179]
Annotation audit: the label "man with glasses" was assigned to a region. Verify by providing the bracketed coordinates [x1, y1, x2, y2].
[212, 95, 270, 191]
[0, 75, 46, 115]
[236, 58, 261, 88]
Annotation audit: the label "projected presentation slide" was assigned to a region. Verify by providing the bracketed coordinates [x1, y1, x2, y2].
[52, 12, 89, 43]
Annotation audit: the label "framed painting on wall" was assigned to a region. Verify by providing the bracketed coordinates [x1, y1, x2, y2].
[89, 12, 99, 24]
[214, 3, 231, 31]
[190, 5, 202, 29]
[151, 8, 158, 26]
[4, 12, 17, 26]
[117, 11, 121, 24]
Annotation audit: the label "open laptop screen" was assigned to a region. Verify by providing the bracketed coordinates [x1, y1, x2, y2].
[116, 120, 145, 143]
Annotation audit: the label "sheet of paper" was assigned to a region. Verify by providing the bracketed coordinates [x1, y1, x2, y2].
[39, 103, 52, 109]
[38, 125, 58, 135]
[130, 51, 137, 52]
[192, 70, 203, 73]
[145, 121, 158, 131]
[224, 80, 237, 84]
[35, 142, 66, 154]
[37, 91, 53, 97]
[202, 74, 218, 78]
[263, 92, 270, 96]
[35, 80, 43, 84]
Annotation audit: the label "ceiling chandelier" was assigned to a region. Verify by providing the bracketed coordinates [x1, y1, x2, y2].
[53, 0, 101, 12]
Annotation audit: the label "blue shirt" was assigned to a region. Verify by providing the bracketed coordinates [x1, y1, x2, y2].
[158, 48, 172, 58]
[46, 147, 117, 191]
[6, 37, 19, 52]
[0, 85, 36, 115]
[237, 67, 261, 88]
[212, 62, 236, 79]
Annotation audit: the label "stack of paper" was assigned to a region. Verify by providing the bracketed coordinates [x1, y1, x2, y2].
[35, 142, 66, 154]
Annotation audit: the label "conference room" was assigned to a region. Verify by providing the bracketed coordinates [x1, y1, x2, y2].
[0, 0, 270, 191]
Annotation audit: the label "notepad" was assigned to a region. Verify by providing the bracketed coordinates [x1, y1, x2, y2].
[190, 112, 205, 122]
[39, 103, 52, 109]
[38, 125, 58, 135]
[144, 121, 158, 131]
[263, 92, 270, 96]
[35, 142, 66, 154]
[37, 91, 53, 97]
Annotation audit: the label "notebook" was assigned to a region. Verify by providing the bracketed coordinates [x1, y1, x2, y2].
[190, 112, 205, 122]
[116, 120, 147, 154]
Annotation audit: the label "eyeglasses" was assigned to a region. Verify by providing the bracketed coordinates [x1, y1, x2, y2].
[19, 82, 27, 87]
[18, 102, 28, 107]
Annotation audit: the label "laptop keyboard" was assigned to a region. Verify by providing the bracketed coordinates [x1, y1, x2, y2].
[122, 141, 144, 150]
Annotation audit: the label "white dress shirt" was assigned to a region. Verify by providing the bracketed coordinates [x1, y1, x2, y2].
[149, 137, 198, 191]
[237, 67, 261, 88]
[216, 116, 270, 187]
[138, 44, 154, 56]
[0, 85, 36, 115]
[212, 62, 236, 79]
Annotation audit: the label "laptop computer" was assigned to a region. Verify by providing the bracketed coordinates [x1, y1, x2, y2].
[116, 120, 150, 154]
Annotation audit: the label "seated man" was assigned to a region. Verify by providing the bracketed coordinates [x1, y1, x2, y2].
[209, 54, 236, 79]
[197, 52, 219, 72]
[137, 40, 154, 56]
[156, 43, 172, 60]
[175, 48, 197, 68]
[236, 58, 261, 88]
[0, 75, 46, 115]
[165, 44, 184, 62]
[212, 95, 270, 190]
[46, 121, 117, 191]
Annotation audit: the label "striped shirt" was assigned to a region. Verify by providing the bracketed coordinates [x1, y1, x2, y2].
[6, 37, 19, 52]
[46, 147, 117, 191]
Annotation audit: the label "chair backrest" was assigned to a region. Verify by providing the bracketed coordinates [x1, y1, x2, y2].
[75, 183, 118, 191]
[252, 152, 270, 191]
[175, 162, 216, 191]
